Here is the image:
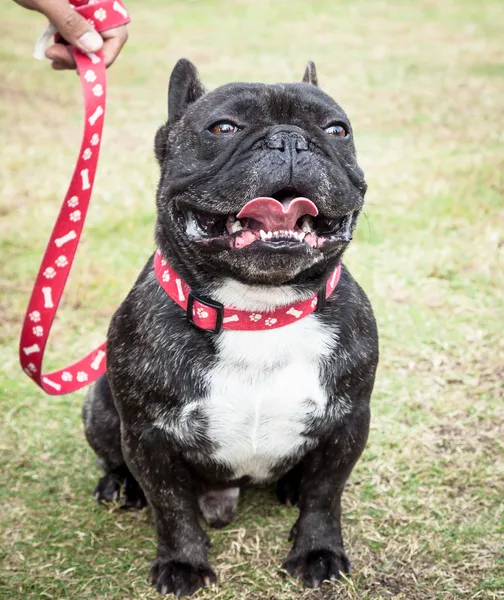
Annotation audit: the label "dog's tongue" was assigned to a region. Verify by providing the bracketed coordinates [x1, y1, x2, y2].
[237, 197, 318, 231]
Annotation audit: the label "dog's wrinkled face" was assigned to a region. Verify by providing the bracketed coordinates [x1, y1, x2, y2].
[154, 59, 366, 286]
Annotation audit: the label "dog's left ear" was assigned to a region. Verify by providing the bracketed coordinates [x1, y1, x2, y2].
[302, 61, 318, 86]
[168, 58, 207, 125]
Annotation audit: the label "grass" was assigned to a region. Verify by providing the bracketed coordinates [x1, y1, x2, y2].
[1, 0, 503, 598]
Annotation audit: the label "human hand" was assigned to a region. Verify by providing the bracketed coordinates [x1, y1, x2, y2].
[14, 0, 128, 69]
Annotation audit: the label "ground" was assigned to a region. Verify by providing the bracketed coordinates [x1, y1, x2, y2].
[1, 0, 503, 599]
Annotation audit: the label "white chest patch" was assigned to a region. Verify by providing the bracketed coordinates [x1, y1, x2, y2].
[203, 314, 337, 482]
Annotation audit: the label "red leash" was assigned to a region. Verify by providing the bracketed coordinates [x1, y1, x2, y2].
[19, 0, 130, 395]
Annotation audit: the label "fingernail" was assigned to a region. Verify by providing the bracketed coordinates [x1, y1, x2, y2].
[77, 30, 103, 53]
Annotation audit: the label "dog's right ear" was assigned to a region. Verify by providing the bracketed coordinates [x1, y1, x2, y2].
[155, 59, 207, 164]
[168, 58, 207, 125]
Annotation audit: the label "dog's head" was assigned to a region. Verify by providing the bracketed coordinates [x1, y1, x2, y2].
[154, 59, 366, 288]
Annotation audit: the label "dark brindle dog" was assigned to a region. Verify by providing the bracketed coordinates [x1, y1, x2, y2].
[83, 59, 378, 597]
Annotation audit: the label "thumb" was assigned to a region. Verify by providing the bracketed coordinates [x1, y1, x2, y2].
[43, 0, 103, 53]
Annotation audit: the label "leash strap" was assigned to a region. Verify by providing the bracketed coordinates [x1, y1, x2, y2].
[19, 0, 130, 395]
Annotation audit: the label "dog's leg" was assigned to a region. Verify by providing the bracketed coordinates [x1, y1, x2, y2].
[276, 461, 303, 507]
[83, 375, 146, 508]
[283, 404, 370, 588]
[121, 426, 216, 597]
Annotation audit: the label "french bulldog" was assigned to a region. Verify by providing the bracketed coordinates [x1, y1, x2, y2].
[82, 59, 379, 597]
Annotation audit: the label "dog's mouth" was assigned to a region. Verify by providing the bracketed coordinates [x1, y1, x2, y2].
[184, 187, 356, 250]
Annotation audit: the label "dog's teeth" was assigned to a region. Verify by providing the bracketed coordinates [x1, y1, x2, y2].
[267, 231, 272, 238]
[273, 231, 279, 237]
[299, 232, 306, 241]
[301, 217, 313, 233]
[293, 231, 299, 240]
[231, 220, 243, 233]
[259, 229, 267, 240]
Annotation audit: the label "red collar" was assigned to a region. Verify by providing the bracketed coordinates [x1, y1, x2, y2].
[154, 249, 341, 333]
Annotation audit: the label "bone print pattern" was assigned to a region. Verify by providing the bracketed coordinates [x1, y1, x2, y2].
[153, 251, 342, 332]
[286, 307, 303, 319]
[42, 287, 54, 308]
[90, 350, 106, 371]
[18, 4, 130, 395]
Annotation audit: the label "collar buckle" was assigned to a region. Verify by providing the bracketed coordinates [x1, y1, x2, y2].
[186, 291, 224, 334]
[315, 287, 326, 313]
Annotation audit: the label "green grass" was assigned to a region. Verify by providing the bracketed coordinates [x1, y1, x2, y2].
[1, 0, 503, 598]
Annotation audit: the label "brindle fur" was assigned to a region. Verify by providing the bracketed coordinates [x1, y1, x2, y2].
[83, 59, 378, 597]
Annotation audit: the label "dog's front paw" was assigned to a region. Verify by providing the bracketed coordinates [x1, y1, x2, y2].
[283, 548, 350, 588]
[149, 558, 216, 597]
[93, 473, 121, 503]
[120, 476, 147, 510]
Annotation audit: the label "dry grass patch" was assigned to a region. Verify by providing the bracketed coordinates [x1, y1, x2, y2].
[1, 0, 503, 599]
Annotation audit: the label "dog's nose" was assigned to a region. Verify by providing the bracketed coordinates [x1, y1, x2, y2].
[266, 129, 308, 154]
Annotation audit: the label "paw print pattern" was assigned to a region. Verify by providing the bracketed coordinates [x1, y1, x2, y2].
[162, 270, 170, 282]
[82, 148, 92, 160]
[90, 134, 100, 146]
[43, 267, 56, 279]
[76, 371, 88, 382]
[67, 196, 79, 208]
[265, 317, 277, 327]
[29, 311, 41, 322]
[61, 372, 73, 382]
[92, 84, 104, 97]
[249, 313, 262, 322]
[84, 70, 97, 83]
[27, 363, 37, 373]
[69, 210, 81, 222]
[161, 258, 167, 266]
[32, 326, 44, 337]
[94, 8, 107, 21]
[55, 255, 68, 268]
[196, 307, 209, 319]
[311, 297, 318, 309]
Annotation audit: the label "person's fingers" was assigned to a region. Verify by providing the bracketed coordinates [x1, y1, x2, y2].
[16, 0, 128, 69]
[45, 43, 76, 69]
[40, 0, 104, 54]
[12, 0, 37, 9]
[51, 61, 67, 71]
[101, 25, 128, 67]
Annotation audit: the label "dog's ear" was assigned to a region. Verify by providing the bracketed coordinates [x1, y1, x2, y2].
[168, 58, 207, 125]
[302, 61, 318, 86]
[155, 59, 207, 164]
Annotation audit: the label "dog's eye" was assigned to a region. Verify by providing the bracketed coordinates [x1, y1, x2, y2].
[209, 122, 240, 135]
[324, 123, 348, 137]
